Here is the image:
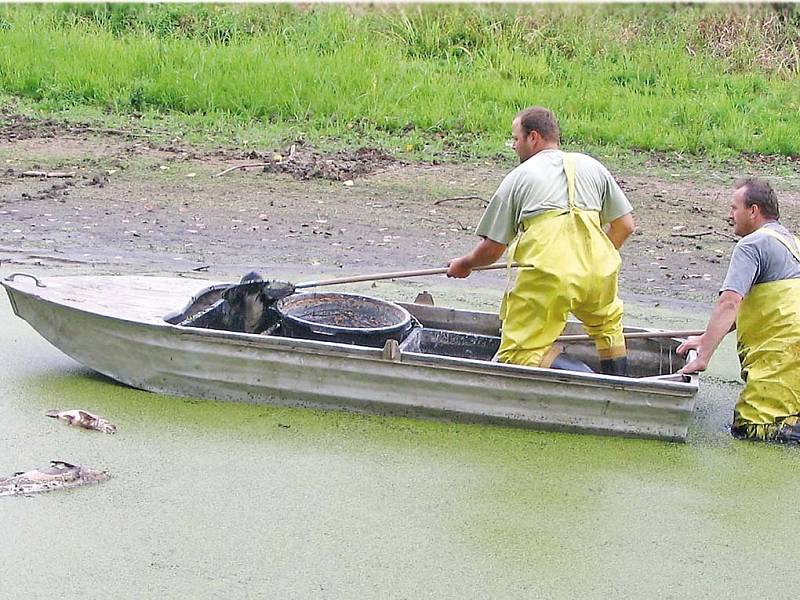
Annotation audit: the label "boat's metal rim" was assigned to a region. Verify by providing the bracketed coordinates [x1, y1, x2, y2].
[168, 323, 698, 394]
[2, 274, 699, 393]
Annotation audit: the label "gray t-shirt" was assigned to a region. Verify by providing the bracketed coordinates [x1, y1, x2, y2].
[721, 221, 800, 296]
[475, 149, 633, 245]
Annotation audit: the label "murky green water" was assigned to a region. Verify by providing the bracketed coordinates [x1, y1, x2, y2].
[3, 268, 799, 599]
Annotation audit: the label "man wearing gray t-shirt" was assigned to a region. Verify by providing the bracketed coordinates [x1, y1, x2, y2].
[679, 178, 800, 442]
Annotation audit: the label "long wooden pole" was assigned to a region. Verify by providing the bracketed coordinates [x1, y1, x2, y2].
[296, 262, 519, 289]
[557, 329, 705, 342]
[295, 269, 704, 341]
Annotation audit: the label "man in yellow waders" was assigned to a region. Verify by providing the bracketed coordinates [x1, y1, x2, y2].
[679, 178, 800, 442]
[447, 106, 635, 375]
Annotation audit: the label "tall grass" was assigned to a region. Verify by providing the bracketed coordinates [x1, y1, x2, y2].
[0, 3, 799, 157]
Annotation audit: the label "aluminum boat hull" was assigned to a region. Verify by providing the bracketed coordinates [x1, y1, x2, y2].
[3, 275, 699, 441]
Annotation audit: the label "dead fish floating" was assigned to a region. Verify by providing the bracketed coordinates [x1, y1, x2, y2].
[0, 461, 110, 497]
[45, 409, 117, 434]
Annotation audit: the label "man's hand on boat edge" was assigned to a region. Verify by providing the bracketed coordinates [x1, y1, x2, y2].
[677, 291, 742, 374]
[677, 336, 708, 373]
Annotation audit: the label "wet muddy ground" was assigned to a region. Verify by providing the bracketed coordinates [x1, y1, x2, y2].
[2, 113, 799, 309]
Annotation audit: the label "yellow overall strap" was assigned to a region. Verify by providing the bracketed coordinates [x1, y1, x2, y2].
[759, 227, 800, 263]
[501, 152, 577, 318]
[563, 152, 577, 211]
[502, 233, 520, 319]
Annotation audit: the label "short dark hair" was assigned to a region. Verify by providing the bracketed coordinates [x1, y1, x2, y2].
[735, 177, 779, 220]
[515, 106, 560, 143]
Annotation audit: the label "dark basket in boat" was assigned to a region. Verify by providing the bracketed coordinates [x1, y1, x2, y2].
[276, 292, 416, 347]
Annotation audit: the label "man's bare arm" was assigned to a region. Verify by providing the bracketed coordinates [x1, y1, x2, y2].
[677, 290, 742, 373]
[447, 238, 507, 278]
[605, 213, 635, 249]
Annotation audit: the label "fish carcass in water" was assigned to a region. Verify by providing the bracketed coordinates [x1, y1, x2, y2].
[0, 461, 110, 497]
[45, 409, 117, 434]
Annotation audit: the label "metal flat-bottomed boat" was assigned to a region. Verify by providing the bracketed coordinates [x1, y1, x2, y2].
[2, 273, 699, 441]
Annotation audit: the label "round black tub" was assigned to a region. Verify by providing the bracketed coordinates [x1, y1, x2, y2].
[276, 292, 415, 347]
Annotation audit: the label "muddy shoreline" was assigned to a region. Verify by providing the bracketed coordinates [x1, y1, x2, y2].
[2, 115, 800, 311]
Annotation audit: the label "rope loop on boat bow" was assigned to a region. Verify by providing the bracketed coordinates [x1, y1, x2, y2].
[4, 272, 46, 287]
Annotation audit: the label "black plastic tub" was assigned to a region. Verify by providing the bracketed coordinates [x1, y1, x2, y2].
[276, 292, 415, 347]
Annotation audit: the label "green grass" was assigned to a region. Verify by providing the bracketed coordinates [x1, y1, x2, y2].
[1, 4, 799, 159]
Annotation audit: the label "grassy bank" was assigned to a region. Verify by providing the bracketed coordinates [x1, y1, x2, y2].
[1, 4, 799, 159]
